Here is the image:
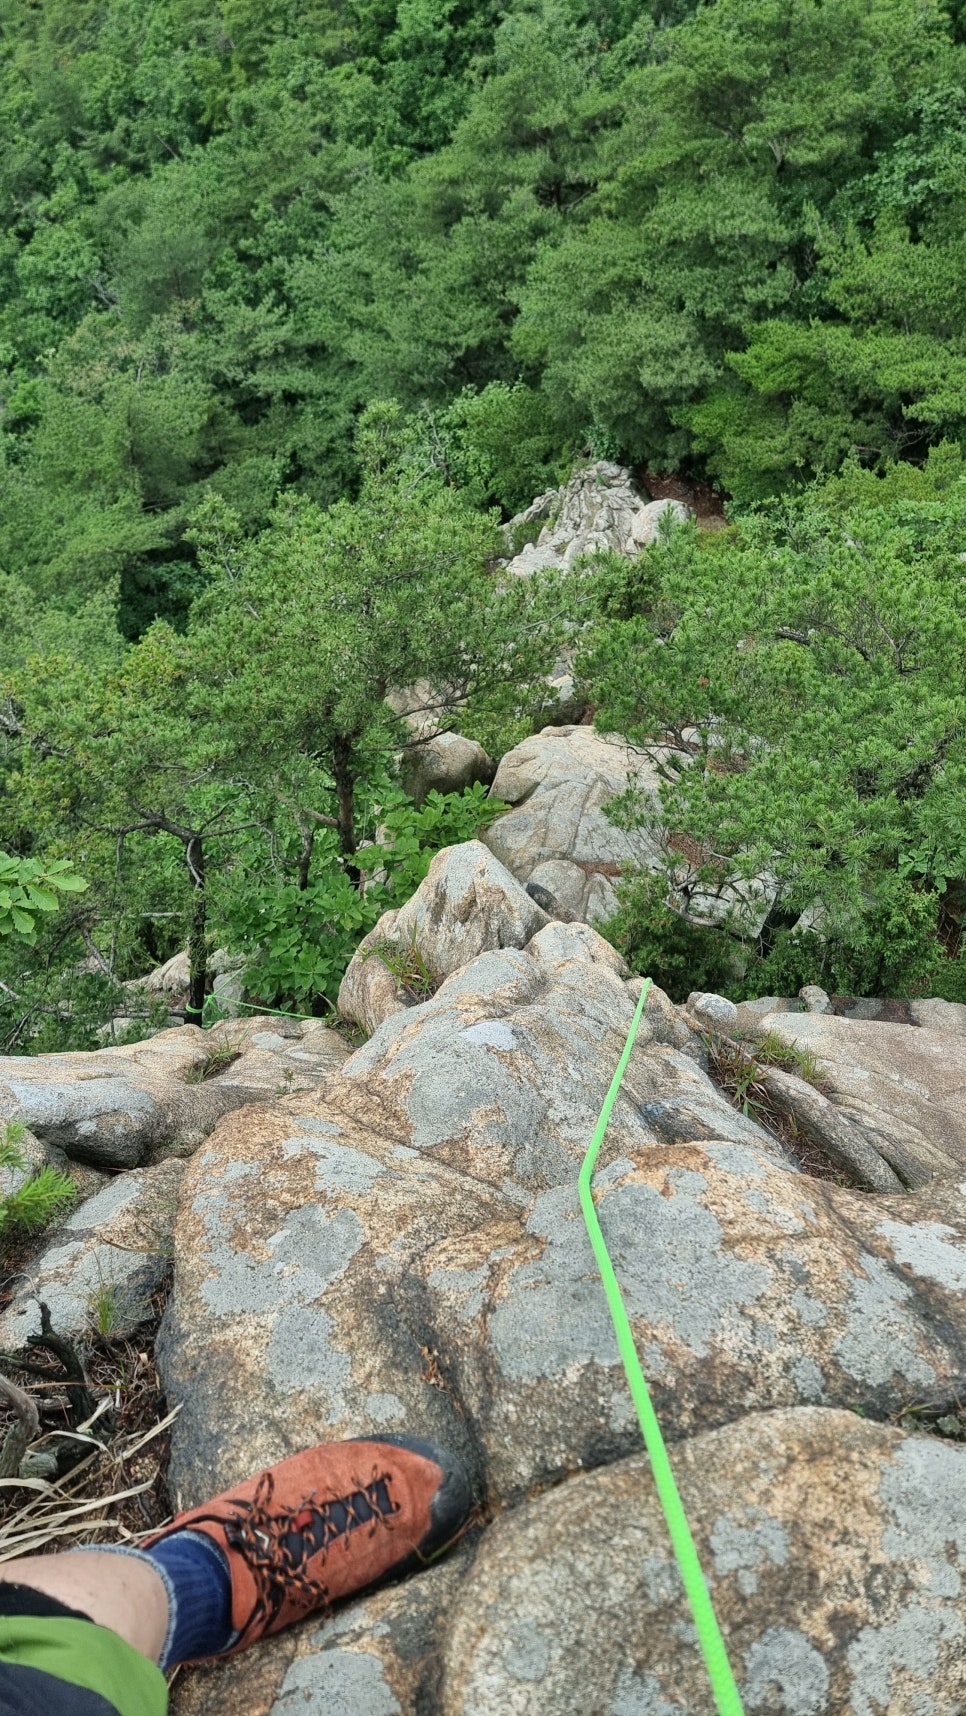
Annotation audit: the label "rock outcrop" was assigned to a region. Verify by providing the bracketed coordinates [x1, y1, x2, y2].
[147, 872, 966, 1713]
[0, 1016, 349, 1170]
[6, 834, 966, 1715]
[338, 841, 550, 1033]
[481, 725, 775, 934]
[754, 1006, 966, 1187]
[482, 725, 666, 922]
[399, 730, 495, 806]
[444, 1408, 966, 1715]
[504, 460, 692, 577]
[0, 1157, 184, 1347]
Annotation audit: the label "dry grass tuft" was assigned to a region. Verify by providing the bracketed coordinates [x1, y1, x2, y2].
[0, 1284, 176, 1560]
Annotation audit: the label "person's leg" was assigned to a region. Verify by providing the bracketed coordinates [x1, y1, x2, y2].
[0, 1577, 169, 1716]
[0, 1433, 470, 1678]
[0, 1551, 168, 1661]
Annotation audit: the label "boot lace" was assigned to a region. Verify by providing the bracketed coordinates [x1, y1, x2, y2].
[191, 1466, 398, 1646]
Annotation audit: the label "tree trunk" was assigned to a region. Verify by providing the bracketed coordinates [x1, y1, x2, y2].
[184, 836, 207, 1028]
[297, 824, 315, 892]
[331, 737, 359, 880]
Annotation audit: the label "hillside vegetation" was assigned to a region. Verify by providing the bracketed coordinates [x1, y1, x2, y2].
[1, 0, 965, 1045]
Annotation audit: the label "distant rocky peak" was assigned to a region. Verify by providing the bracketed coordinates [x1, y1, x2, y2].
[503, 460, 692, 576]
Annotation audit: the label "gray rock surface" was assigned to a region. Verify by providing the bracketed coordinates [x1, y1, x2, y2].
[161, 919, 966, 1547]
[336, 911, 410, 1037]
[483, 728, 776, 934]
[0, 1027, 230, 1168]
[687, 993, 960, 1189]
[734, 996, 799, 1036]
[686, 992, 739, 1035]
[170, 1550, 471, 1716]
[138, 945, 239, 998]
[0, 1017, 344, 1170]
[0, 1157, 184, 1347]
[391, 842, 549, 979]
[400, 731, 494, 806]
[338, 843, 550, 1032]
[755, 1010, 966, 1184]
[753, 1061, 910, 1193]
[443, 1408, 966, 1716]
[141, 948, 192, 994]
[211, 1020, 350, 1096]
[211, 959, 246, 1017]
[483, 726, 666, 923]
[10, 910, 955, 1715]
[504, 461, 691, 577]
[162, 925, 803, 1507]
[910, 996, 966, 1034]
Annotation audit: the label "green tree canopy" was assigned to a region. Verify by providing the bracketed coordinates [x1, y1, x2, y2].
[581, 452, 966, 998]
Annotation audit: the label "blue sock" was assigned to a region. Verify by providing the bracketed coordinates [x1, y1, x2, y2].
[144, 1530, 234, 1668]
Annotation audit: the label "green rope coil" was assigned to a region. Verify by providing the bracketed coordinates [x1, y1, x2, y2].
[578, 977, 746, 1716]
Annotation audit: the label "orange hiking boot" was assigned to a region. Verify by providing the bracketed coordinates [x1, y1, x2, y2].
[144, 1434, 471, 1654]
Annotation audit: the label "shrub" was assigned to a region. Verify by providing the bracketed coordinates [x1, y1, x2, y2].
[223, 783, 506, 1014]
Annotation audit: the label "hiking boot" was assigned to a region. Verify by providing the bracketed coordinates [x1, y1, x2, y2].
[144, 1434, 471, 1654]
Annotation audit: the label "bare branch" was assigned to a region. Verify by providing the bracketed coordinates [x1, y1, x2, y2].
[79, 927, 113, 979]
[0, 1372, 39, 1479]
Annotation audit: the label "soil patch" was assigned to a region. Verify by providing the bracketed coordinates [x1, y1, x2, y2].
[639, 469, 729, 531]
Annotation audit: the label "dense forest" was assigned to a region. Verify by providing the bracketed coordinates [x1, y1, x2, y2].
[1, 0, 965, 1048]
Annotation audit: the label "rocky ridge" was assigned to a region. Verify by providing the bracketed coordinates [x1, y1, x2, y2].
[4, 844, 966, 1712]
[3, 462, 966, 1714]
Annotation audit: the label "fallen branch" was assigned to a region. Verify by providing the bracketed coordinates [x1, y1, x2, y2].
[0, 1374, 39, 1478]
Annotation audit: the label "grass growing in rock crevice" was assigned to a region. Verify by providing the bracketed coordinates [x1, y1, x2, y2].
[182, 1044, 242, 1083]
[703, 1031, 854, 1187]
[0, 1121, 76, 1239]
[363, 937, 437, 1003]
[890, 1389, 966, 1443]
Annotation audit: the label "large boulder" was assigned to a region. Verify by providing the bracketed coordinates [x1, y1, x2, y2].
[482, 726, 666, 923]
[337, 910, 410, 1037]
[443, 1407, 966, 1716]
[161, 926, 794, 1506]
[337, 843, 550, 1033]
[141, 949, 192, 995]
[480, 728, 783, 935]
[910, 997, 966, 1034]
[0, 1017, 347, 1170]
[137, 945, 240, 999]
[161, 921, 966, 1523]
[0, 1027, 242, 1168]
[504, 461, 691, 577]
[688, 992, 939, 1192]
[159, 917, 966, 1713]
[0, 1157, 185, 1347]
[391, 843, 549, 980]
[754, 1009, 966, 1184]
[400, 731, 495, 806]
[114, 912, 966, 1716]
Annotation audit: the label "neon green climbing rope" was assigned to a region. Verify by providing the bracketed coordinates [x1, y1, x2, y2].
[578, 977, 745, 1716]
